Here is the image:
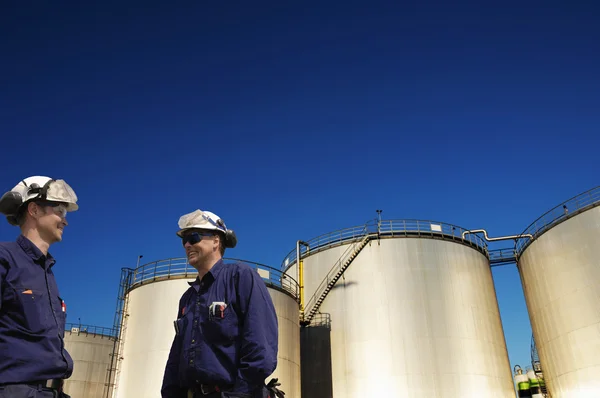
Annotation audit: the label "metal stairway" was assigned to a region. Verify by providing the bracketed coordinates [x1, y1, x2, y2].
[304, 235, 371, 324]
[531, 335, 551, 397]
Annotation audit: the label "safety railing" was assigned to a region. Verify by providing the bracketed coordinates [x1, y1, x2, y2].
[308, 313, 332, 328]
[65, 323, 117, 338]
[129, 257, 299, 300]
[516, 186, 600, 255]
[488, 248, 517, 265]
[281, 219, 489, 269]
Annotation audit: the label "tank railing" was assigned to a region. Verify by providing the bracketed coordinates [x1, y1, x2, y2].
[132, 258, 192, 286]
[281, 219, 489, 269]
[516, 186, 600, 255]
[307, 313, 331, 328]
[488, 248, 517, 265]
[281, 224, 369, 269]
[65, 322, 117, 338]
[130, 257, 300, 300]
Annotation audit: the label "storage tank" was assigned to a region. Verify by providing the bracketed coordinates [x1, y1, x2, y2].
[516, 186, 600, 397]
[513, 366, 531, 397]
[283, 219, 516, 398]
[62, 324, 116, 398]
[112, 257, 300, 398]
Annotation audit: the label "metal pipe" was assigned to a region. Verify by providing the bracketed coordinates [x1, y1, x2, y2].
[462, 229, 534, 242]
[296, 240, 309, 321]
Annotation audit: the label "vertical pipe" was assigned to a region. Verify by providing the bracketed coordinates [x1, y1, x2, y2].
[297, 240, 310, 323]
[297, 241, 304, 321]
[299, 259, 304, 319]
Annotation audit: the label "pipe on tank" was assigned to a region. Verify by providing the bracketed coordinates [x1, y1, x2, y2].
[296, 240, 310, 322]
[462, 229, 534, 242]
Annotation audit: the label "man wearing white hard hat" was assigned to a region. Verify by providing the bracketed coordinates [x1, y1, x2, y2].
[161, 209, 284, 398]
[0, 176, 78, 398]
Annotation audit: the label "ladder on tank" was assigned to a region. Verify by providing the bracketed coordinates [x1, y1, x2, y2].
[531, 335, 551, 397]
[105, 268, 133, 398]
[303, 234, 371, 324]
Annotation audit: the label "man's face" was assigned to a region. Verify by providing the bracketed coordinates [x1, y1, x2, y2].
[32, 201, 68, 244]
[181, 229, 219, 267]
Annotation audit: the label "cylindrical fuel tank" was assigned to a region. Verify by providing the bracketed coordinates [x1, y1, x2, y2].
[284, 220, 515, 398]
[513, 366, 531, 398]
[527, 369, 543, 398]
[113, 258, 300, 398]
[62, 324, 116, 398]
[516, 187, 600, 397]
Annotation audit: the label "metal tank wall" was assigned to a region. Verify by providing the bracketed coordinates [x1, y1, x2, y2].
[113, 258, 300, 398]
[62, 325, 116, 398]
[516, 188, 600, 397]
[284, 221, 516, 398]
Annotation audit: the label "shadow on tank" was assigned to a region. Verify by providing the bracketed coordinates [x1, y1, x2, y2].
[329, 280, 357, 291]
[301, 313, 333, 398]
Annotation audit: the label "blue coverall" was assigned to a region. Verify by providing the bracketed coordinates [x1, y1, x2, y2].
[0, 235, 73, 397]
[161, 259, 279, 398]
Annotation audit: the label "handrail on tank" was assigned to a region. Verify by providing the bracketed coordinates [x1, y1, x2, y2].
[129, 257, 300, 300]
[280, 219, 489, 269]
[64, 322, 117, 338]
[515, 186, 600, 256]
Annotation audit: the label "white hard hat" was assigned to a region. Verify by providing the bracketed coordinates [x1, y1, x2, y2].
[0, 176, 79, 225]
[176, 209, 237, 248]
[176, 209, 227, 236]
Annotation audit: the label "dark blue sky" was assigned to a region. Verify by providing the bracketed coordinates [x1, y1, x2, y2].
[1, 0, 599, 375]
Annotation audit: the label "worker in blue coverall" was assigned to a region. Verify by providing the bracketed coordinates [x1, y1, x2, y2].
[161, 209, 285, 398]
[0, 176, 79, 398]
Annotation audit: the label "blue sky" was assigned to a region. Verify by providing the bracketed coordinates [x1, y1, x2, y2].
[1, 0, 599, 376]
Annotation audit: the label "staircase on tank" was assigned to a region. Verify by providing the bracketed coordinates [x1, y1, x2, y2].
[304, 234, 371, 324]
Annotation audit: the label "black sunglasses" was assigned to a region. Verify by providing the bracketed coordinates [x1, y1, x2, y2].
[181, 231, 215, 246]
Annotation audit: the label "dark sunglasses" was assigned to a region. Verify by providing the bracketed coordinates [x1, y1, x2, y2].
[181, 231, 215, 246]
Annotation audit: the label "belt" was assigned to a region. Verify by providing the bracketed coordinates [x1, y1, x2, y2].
[0, 379, 64, 391]
[187, 384, 221, 397]
[30, 379, 64, 391]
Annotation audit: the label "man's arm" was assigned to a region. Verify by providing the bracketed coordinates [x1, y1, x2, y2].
[161, 305, 187, 398]
[0, 247, 9, 312]
[232, 265, 279, 394]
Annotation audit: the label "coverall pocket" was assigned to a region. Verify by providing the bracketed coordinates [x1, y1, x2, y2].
[56, 296, 67, 330]
[204, 306, 236, 343]
[14, 287, 48, 333]
[174, 311, 191, 336]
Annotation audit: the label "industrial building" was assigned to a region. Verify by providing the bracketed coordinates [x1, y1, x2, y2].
[60, 185, 599, 398]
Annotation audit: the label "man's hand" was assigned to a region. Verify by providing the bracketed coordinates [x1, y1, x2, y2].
[265, 378, 285, 398]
